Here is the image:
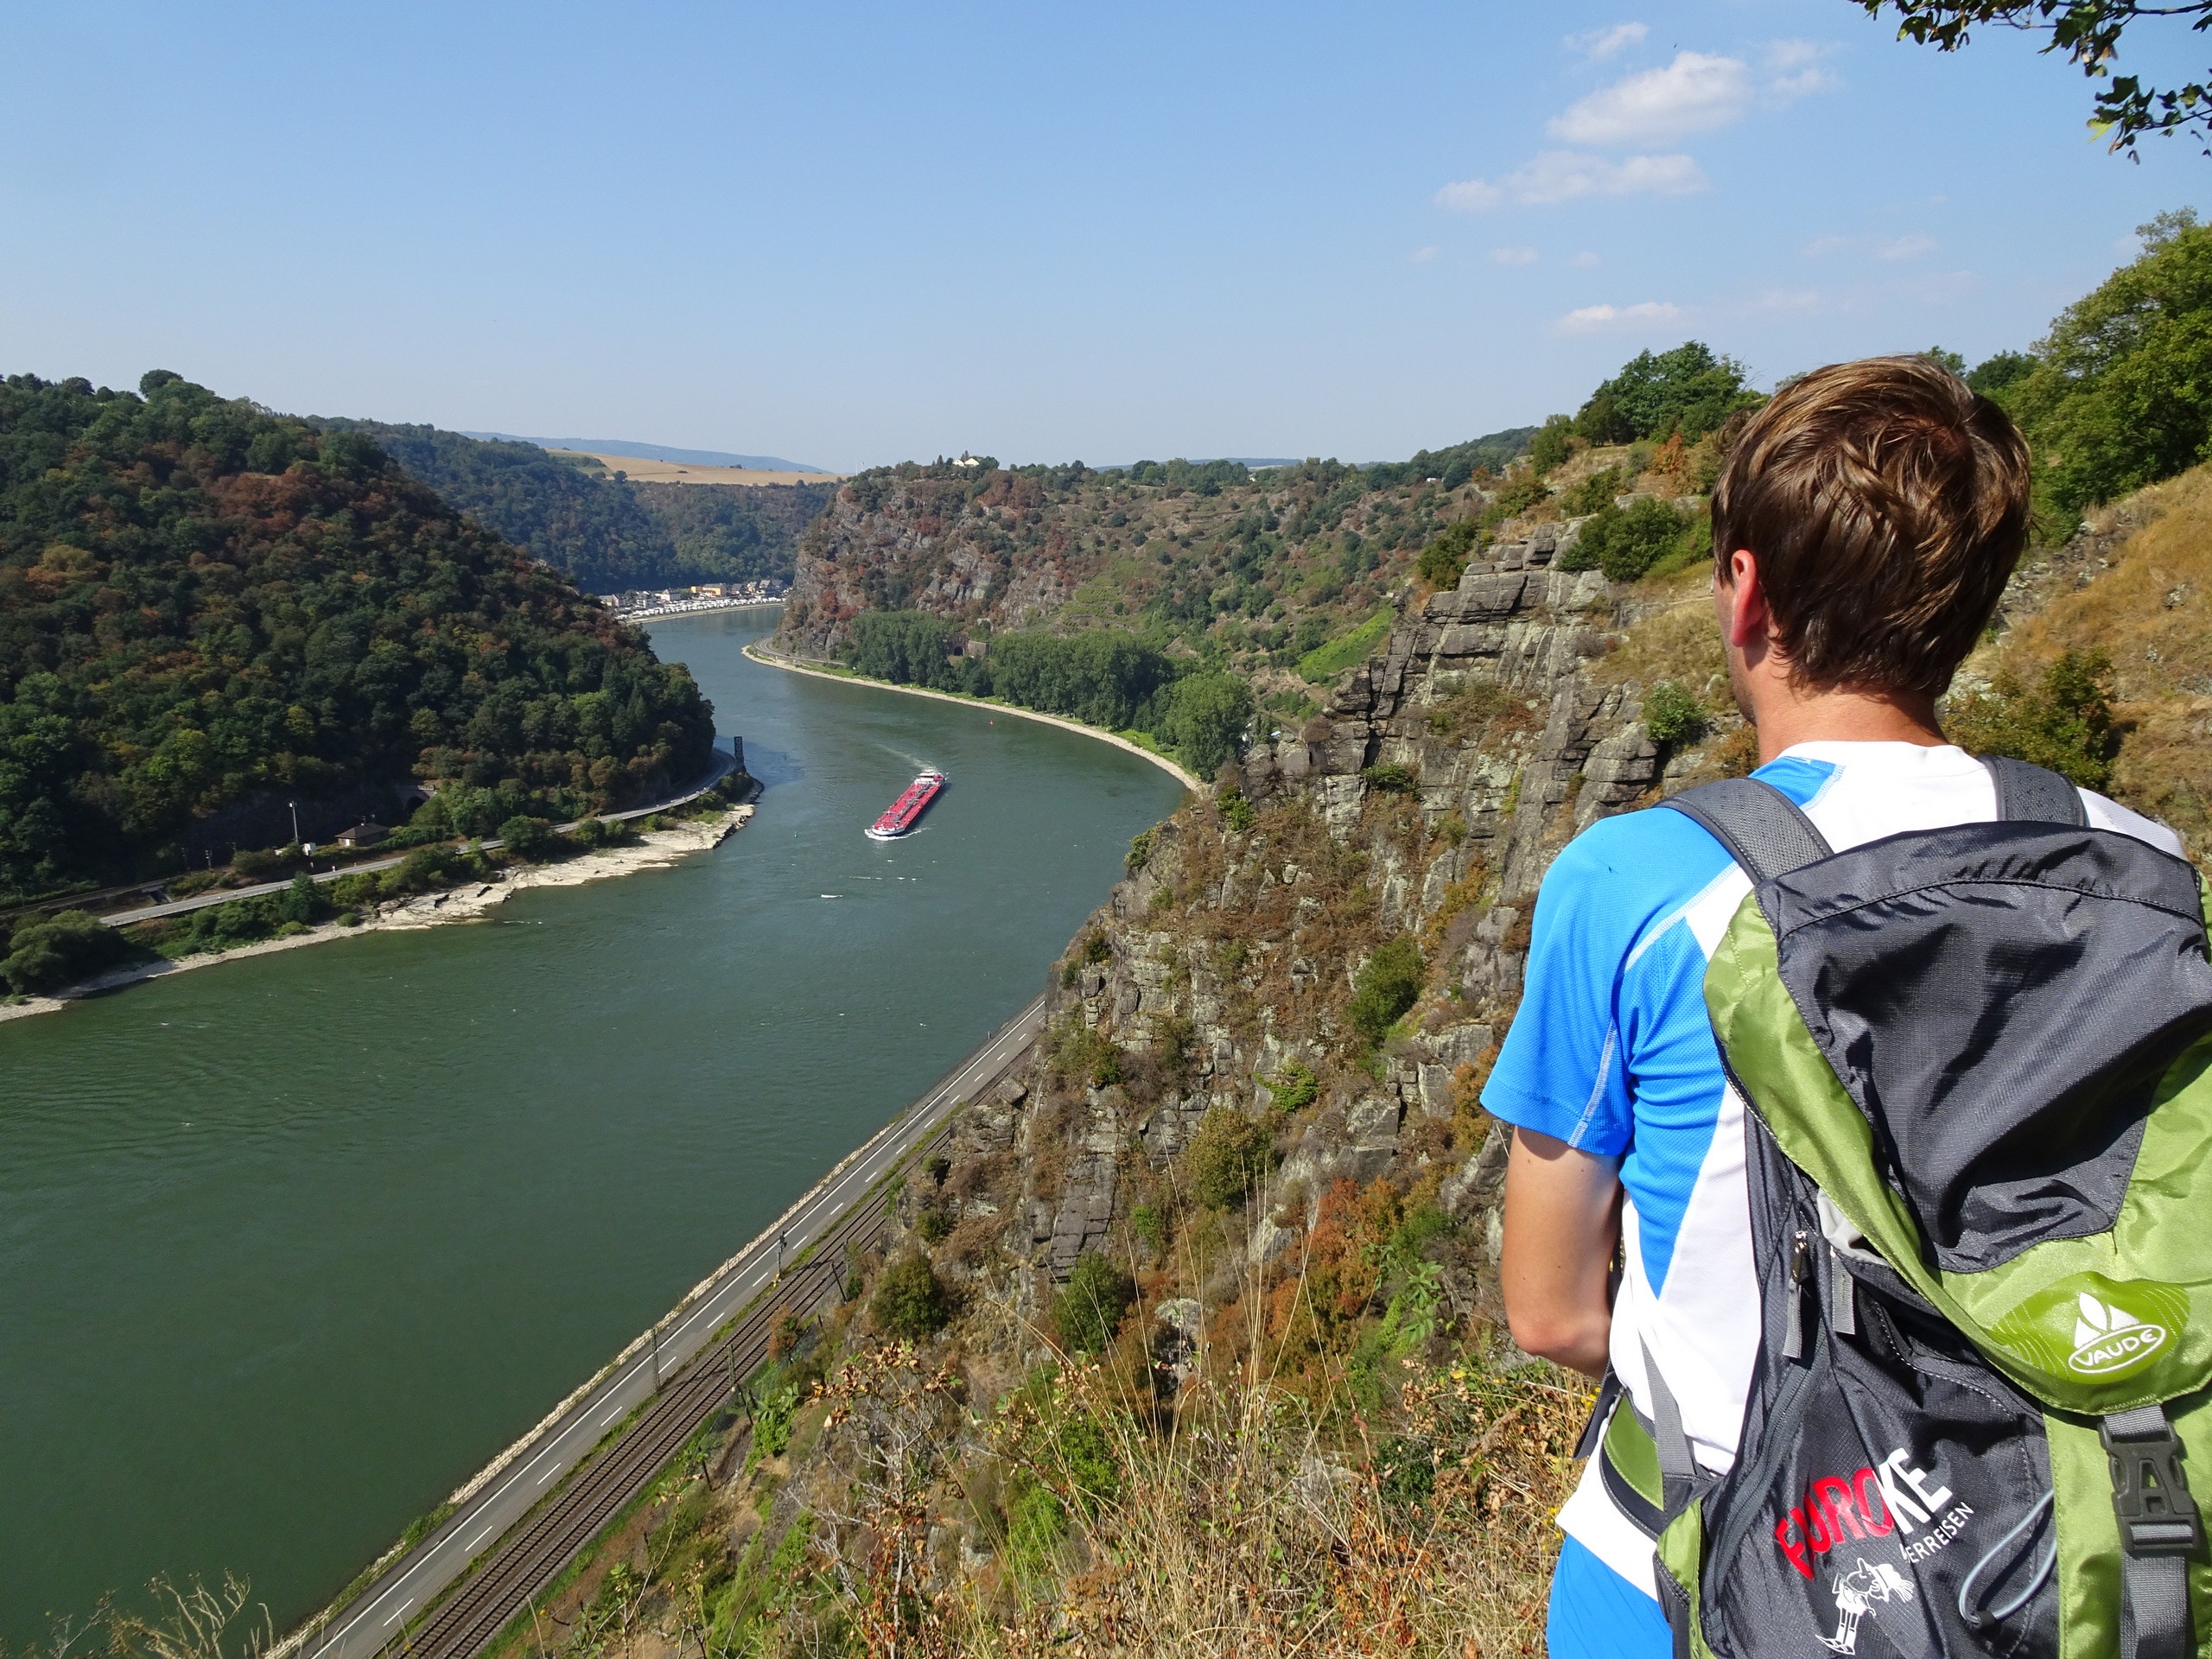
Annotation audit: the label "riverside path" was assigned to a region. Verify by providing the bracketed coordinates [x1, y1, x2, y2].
[283, 989, 1048, 1659]
[94, 748, 741, 930]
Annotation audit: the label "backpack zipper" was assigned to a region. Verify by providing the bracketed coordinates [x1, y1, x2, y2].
[1701, 1229, 1822, 1602]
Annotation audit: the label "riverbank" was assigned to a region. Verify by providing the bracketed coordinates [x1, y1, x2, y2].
[0, 806, 753, 1027]
[741, 642, 1205, 791]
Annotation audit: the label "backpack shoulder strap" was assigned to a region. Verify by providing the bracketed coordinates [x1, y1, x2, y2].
[1981, 754, 2089, 827]
[1657, 777, 1834, 882]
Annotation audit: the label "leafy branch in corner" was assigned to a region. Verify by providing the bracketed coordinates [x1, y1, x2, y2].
[1859, 0, 2212, 152]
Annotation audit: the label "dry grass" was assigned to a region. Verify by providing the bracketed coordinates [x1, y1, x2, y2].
[1964, 462, 2212, 849]
[552, 451, 840, 488]
[1586, 591, 1725, 700]
[943, 1342, 1581, 1658]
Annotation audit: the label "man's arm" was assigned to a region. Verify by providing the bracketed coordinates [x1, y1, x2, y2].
[1501, 1126, 1621, 1377]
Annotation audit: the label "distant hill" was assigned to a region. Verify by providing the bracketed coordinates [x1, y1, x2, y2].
[0, 372, 716, 900]
[776, 426, 1545, 702]
[318, 421, 836, 594]
[466, 434, 831, 474]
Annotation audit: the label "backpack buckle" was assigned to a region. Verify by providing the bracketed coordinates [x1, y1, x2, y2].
[2101, 1410, 2203, 1557]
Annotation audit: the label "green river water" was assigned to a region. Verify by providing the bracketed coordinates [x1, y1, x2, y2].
[0, 609, 1185, 1639]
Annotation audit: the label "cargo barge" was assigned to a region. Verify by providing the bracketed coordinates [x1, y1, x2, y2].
[866, 771, 945, 840]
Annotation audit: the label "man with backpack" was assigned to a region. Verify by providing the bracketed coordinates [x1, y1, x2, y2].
[1485, 356, 2211, 1657]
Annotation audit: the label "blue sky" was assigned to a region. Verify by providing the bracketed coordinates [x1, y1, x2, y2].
[2, 2, 2203, 472]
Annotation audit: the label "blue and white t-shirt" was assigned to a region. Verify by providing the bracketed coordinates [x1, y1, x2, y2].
[1481, 741, 2182, 1601]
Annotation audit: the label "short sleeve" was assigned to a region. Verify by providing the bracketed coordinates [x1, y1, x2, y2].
[1481, 832, 1639, 1157]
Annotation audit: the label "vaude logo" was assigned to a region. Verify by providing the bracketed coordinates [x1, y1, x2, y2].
[2069, 1291, 2169, 1376]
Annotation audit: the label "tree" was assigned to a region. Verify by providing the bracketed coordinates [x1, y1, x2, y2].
[870, 1252, 950, 1340]
[1967, 350, 2039, 396]
[2, 910, 126, 994]
[2006, 211, 2212, 509]
[1860, 0, 2212, 154]
[1159, 671, 1251, 778]
[497, 816, 557, 861]
[1575, 343, 1761, 442]
[1052, 1251, 1137, 1355]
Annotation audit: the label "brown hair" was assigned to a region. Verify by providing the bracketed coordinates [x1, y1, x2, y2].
[1709, 355, 2032, 696]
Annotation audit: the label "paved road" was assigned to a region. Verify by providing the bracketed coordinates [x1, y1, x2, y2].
[285, 990, 1048, 1659]
[102, 752, 739, 929]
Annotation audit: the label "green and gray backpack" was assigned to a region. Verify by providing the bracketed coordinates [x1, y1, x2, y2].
[1593, 757, 2212, 1658]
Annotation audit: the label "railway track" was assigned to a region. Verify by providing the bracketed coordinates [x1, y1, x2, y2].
[389, 1124, 952, 1658]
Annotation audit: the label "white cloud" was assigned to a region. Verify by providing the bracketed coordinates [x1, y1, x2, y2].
[1556, 300, 1684, 334]
[1550, 51, 1752, 146]
[1411, 245, 1439, 263]
[1567, 22, 1648, 61]
[1571, 250, 1602, 268]
[1547, 43, 1838, 147]
[1491, 245, 1541, 266]
[1802, 233, 1856, 258]
[1875, 232, 1936, 261]
[1435, 150, 1707, 211]
[1754, 288, 1823, 313]
[1763, 41, 1841, 101]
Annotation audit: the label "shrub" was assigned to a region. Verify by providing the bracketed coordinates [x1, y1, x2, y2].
[870, 1252, 949, 1340]
[1348, 937, 1423, 1046]
[925, 1154, 951, 1185]
[1560, 464, 1626, 517]
[1560, 498, 1697, 582]
[232, 847, 298, 880]
[572, 815, 629, 849]
[378, 844, 484, 899]
[1184, 1105, 1274, 1209]
[1642, 682, 1707, 745]
[276, 872, 324, 927]
[1217, 785, 1257, 833]
[1130, 1204, 1167, 1251]
[2, 910, 128, 994]
[1268, 1059, 1320, 1116]
[1052, 1251, 1137, 1356]
[327, 872, 381, 911]
[1361, 761, 1418, 793]
[1125, 829, 1155, 872]
[1054, 1022, 1123, 1087]
[1947, 650, 2120, 789]
[1414, 520, 1484, 588]
[916, 1207, 955, 1245]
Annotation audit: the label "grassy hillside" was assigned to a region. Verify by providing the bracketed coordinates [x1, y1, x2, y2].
[0, 372, 715, 902]
[318, 420, 835, 593]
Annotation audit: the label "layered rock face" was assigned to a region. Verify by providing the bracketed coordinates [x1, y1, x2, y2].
[908, 526, 1724, 1331]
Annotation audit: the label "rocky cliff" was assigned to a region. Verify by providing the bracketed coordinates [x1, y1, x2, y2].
[521, 467, 2211, 1654]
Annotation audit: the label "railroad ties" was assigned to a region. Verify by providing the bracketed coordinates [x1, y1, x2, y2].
[388, 1123, 951, 1658]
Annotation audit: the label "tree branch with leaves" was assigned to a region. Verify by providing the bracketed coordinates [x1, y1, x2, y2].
[1859, 0, 2212, 151]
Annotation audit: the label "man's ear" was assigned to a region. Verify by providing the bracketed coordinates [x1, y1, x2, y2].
[1718, 548, 1766, 651]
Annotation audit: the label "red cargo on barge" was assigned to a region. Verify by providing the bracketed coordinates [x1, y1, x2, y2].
[867, 771, 945, 840]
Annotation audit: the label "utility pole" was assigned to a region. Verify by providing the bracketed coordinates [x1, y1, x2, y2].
[288, 800, 301, 847]
[650, 1321, 661, 1392]
[775, 1231, 787, 1283]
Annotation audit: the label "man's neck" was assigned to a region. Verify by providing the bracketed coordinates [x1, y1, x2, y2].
[1749, 684, 1946, 766]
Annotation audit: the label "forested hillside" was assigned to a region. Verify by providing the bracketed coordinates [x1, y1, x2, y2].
[0, 372, 715, 902]
[317, 420, 834, 593]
